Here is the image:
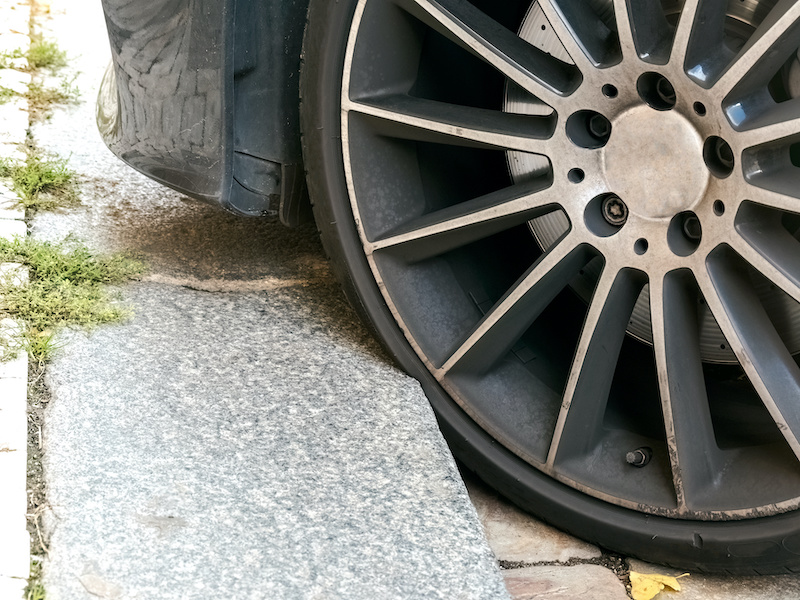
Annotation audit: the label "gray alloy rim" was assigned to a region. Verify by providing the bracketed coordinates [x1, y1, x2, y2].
[339, 0, 800, 519]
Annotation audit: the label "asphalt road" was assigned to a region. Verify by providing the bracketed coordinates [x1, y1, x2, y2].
[31, 1, 509, 599]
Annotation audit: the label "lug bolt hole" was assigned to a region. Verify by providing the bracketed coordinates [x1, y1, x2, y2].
[693, 101, 707, 116]
[634, 238, 649, 255]
[713, 200, 725, 216]
[568, 168, 585, 183]
[602, 84, 618, 98]
[668, 211, 702, 256]
[637, 72, 677, 111]
[585, 194, 627, 237]
[703, 136, 735, 178]
[566, 110, 612, 149]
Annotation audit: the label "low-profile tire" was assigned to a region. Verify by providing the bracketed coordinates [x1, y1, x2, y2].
[301, 0, 800, 573]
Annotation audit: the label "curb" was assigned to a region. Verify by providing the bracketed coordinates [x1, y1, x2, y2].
[0, 0, 31, 598]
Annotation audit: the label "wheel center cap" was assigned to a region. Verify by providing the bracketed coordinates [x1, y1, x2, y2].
[602, 107, 708, 219]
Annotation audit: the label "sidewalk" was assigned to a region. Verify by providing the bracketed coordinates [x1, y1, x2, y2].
[0, 0, 31, 598]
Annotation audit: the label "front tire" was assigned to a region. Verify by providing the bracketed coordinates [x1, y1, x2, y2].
[301, 0, 800, 573]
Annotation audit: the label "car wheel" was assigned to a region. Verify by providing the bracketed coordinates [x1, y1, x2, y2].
[301, 0, 800, 572]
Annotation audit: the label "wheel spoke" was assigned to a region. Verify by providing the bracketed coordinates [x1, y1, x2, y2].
[611, 0, 636, 61]
[370, 178, 564, 261]
[617, 0, 674, 64]
[547, 266, 645, 465]
[535, 0, 611, 72]
[743, 183, 800, 215]
[714, 0, 800, 99]
[732, 214, 800, 305]
[669, 0, 716, 71]
[733, 101, 800, 147]
[346, 94, 556, 153]
[698, 249, 800, 461]
[396, 0, 579, 107]
[651, 271, 727, 510]
[438, 232, 591, 374]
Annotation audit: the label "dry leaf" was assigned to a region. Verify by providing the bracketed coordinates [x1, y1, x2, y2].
[630, 571, 689, 600]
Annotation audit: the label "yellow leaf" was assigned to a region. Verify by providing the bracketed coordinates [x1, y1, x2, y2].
[630, 571, 689, 600]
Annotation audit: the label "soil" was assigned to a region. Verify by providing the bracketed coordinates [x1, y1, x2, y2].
[27, 359, 50, 558]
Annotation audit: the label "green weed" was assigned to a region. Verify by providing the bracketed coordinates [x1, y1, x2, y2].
[0, 150, 78, 210]
[26, 37, 67, 71]
[0, 85, 14, 104]
[0, 37, 67, 72]
[0, 48, 24, 70]
[0, 236, 145, 362]
[25, 76, 80, 117]
[25, 559, 46, 600]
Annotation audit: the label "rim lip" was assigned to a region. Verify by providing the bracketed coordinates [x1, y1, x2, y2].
[338, 0, 800, 520]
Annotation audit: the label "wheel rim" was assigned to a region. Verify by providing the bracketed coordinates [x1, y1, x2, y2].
[339, 0, 800, 519]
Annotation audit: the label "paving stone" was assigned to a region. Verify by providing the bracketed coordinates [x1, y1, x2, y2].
[0, 143, 26, 162]
[628, 559, 800, 600]
[0, 575, 27, 600]
[464, 471, 601, 563]
[502, 565, 630, 600]
[0, 528, 29, 579]
[0, 100, 28, 145]
[0, 218, 26, 238]
[0, 69, 30, 94]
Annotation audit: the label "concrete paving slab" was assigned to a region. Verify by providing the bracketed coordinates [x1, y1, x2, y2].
[502, 565, 630, 600]
[628, 559, 800, 600]
[42, 282, 510, 600]
[0, 68, 29, 94]
[0, 576, 27, 600]
[0, 218, 25, 238]
[464, 471, 601, 564]
[0, 101, 28, 145]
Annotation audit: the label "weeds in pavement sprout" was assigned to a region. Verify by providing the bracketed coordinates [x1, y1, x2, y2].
[0, 37, 67, 72]
[26, 76, 80, 117]
[0, 236, 145, 362]
[0, 38, 77, 117]
[26, 37, 67, 71]
[25, 560, 46, 600]
[0, 150, 78, 210]
[0, 85, 14, 104]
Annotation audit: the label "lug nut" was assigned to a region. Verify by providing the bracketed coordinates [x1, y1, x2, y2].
[682, 214, 702, 241]
[602, 194, 628, 227]
[626, 447, 653, 467]
[714, 138, 734, 170]
[588, 114, 611, 140]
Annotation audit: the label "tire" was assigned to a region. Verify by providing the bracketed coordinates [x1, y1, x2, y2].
[300, 0, 800, 573]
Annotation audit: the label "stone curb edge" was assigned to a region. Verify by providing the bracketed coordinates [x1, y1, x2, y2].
[0, 0, 31, 598]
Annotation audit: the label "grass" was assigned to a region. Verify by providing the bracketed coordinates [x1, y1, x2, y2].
[25, 560, 46, 600]
[25, 76, 80, 117]
[0, 236, 145, 362]
[0, 37, 67, 72]
[0, 38, 77, 118]
[26, 37, 67, 71]
[0, 85, 14, 104]
[0, 149, 78, 211]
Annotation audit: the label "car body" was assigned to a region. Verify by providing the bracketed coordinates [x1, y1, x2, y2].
[99, 0, 800, 573]
[98, 0, 310, 223]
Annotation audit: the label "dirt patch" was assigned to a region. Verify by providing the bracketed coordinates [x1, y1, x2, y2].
[27, 359, 50, 557]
